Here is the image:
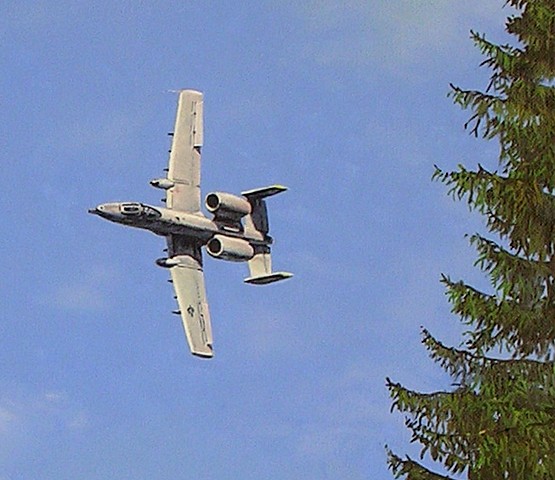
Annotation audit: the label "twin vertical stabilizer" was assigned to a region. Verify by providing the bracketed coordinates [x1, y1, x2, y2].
[242, 185, 293, 285]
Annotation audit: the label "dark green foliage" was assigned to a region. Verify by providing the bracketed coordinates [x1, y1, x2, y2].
[387, 2, 555, 478]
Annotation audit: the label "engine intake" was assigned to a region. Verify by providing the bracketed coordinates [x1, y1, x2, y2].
[206, 235, 254, 262]
[205, 192, 251, 222]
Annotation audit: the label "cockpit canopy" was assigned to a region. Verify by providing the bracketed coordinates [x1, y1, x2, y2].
[119, 203, 161, 218]
[120, 203, 143, 216]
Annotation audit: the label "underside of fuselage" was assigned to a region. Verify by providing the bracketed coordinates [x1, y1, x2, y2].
[88, 200, 269, 247]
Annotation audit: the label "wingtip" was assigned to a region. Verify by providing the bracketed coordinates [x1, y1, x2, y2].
[167, 88, 203, 97]
[192, 349, 214, 359]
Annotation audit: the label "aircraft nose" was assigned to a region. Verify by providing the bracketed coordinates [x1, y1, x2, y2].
[88, 205, 105, 215]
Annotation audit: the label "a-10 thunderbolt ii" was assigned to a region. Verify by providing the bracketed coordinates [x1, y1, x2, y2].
[89, 90, 292, 358]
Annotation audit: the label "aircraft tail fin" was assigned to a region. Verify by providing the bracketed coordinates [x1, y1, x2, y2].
[241, 185, 292, 285]
[241, 185, 287, 199]
[244, 246, 292, 285]
[241, 185, 287, 235]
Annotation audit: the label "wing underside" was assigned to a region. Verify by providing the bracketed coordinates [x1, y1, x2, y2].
[167, 235, 213, 358]
[166, 90, 204, 213]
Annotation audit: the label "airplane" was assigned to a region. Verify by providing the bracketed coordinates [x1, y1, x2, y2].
[89, 90, 292, 358]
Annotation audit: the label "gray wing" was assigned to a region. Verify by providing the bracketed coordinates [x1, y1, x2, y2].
[166, 90, 204, 213]
[167, 235, 213, 358]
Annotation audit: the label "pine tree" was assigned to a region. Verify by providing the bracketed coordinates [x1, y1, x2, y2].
[387, 2, 555, 478]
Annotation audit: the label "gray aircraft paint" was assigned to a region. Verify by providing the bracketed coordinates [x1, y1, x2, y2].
[89, 90, 291, 358]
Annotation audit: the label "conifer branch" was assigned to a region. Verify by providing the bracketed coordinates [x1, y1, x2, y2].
[388, 2, 555, 477]
[387, 449, 458, 480]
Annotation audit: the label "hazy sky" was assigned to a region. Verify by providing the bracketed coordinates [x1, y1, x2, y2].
[1, 2, 514, 479]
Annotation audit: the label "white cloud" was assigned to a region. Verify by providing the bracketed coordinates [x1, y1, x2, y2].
[239, 308, 304, 358]
[49, 107, 148, 157]
[42, 264, 119, 312]
[49, 283, 108, 311]
[296, 424, 358, 457]
[290, 0, 513, 76]
[43, 391, 66, 403]
[0, 389, 89, 440]
[0, 389, 89, 470]
[68, 411, 89, 430]
[282, 366, 402, 480]
[285, 249, 369, 285]
[0, 0, 62, 41]
[0, 407, 17, 434]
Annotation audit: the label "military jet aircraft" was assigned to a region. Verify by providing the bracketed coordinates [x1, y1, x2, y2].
[89, 90, 292, 358]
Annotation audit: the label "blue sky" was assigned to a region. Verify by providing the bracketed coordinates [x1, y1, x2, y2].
[1, 2, 514, 479]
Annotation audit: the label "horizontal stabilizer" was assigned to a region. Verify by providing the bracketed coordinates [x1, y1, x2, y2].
[244, 271, 293, 285]
[241, 185, 287, 199]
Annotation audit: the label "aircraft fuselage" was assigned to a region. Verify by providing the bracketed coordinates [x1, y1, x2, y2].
[88, 201, 268, 246]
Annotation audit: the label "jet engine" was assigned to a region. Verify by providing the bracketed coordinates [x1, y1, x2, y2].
[206, 235, 254, 262]
[155, 257, 180, 268]
[205, 192, 251, 222]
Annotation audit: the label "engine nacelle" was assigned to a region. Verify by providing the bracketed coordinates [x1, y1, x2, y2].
[155, 257, 180, 268]
[205, 192, 251, 222]
[150, 178, 175, 190]
[206, 235, 254, 262]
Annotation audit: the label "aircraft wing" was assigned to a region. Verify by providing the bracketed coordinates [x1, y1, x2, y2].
[167, 235, 213, 358]
[165, 90, 204, 213]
